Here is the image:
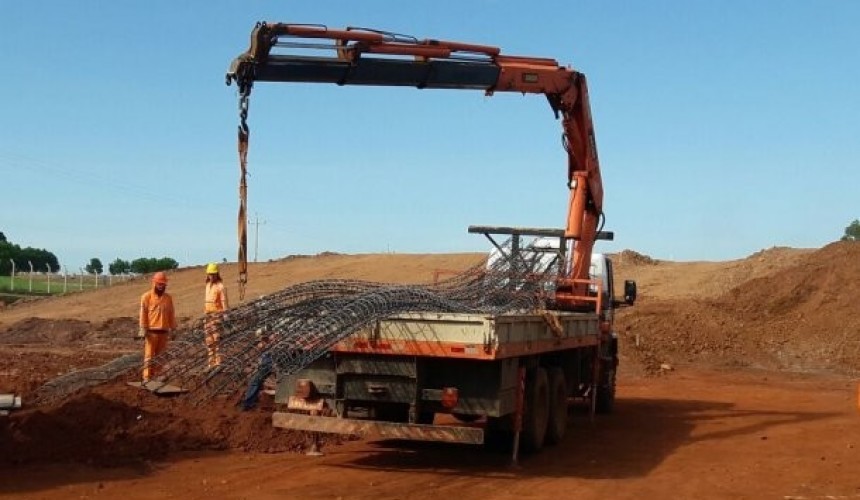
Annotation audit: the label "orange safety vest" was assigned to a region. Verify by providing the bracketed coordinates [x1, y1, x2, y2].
[205, 281, 229, 313]
[140, 289, 177, 331]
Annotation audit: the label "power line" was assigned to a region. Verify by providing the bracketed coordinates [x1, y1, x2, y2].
[0, 150, 207, 209]
[252, 212, 267, 262]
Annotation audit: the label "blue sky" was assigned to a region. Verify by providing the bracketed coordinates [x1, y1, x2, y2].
[1, 1, 858, 270]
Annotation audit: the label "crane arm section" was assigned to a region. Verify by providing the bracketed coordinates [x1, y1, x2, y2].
[227, 22, 605, 308]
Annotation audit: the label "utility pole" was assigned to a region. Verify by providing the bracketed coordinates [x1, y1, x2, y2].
[27, 261, 33, 293]
[63, 266, 68, 293]
[8, 259, 14, 292]
[46, 263, 51, 294]
[252, 212, 267, 263]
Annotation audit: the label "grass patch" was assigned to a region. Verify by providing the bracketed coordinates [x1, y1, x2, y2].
[0, 275, 108, 294]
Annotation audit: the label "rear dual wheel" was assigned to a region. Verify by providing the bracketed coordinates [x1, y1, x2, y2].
[545, 367, 568, 445]
[520, 367, 549, 453]
[485, 366, 568, 453]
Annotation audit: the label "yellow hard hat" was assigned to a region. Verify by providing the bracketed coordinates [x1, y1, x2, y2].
[206, 263, 219, 274]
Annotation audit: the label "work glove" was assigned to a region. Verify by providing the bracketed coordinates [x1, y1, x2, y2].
[136, 327, 146, 340]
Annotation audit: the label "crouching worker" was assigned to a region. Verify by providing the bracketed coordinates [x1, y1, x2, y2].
[240, 329, 274, 411]
[139, 271, 177, 383]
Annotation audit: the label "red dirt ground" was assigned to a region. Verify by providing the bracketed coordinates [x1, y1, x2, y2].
[2, 244, 860, 499]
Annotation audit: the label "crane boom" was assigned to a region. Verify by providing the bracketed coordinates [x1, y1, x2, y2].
[227, 22, 606, 309]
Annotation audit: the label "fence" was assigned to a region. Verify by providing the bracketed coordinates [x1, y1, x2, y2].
[0, 271, 138, 296]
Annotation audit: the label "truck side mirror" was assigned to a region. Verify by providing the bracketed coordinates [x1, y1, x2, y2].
[624, 280, 637, 305]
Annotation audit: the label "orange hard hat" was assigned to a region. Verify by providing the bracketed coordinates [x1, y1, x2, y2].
[152, 271, 168, 285]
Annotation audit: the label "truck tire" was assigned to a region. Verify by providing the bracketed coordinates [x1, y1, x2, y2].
[544, 367, 568, 445]
[595, 360, 616, 414]
[520, 367, 549, 453]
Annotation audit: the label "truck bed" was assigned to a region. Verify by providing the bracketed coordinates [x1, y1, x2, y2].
[331, 310, 601, 360]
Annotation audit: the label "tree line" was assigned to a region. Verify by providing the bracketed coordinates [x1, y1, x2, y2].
[0, 232, 59, 275]
[100, 257, 179, 275]
[1, 231, 179, 276]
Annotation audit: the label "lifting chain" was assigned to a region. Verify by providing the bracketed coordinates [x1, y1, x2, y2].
[237, 91, 250, 301]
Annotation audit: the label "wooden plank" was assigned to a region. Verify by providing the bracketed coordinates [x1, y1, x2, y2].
[127, 381, 188, 395]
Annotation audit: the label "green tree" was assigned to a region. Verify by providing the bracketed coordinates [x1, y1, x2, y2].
[130, 256, 179, 274]
[19, 246, 59, 273]
[108, 258, 131, 275]
[0, 241, 59, 275]
[85, 258, 103, 275]
[0, 231, 6, 243]
[0, 241, 15, 275]
[130, 257, 155, 274]
[842, 219, 860, 242]
[155, 257, 179, 271]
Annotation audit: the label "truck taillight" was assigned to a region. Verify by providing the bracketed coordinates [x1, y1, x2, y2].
[441, 387, 459, 409]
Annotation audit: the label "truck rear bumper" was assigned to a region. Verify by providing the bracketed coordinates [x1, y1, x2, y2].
[272, 412, 484, 445]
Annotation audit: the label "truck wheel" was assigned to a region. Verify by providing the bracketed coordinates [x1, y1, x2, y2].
[544, 367, 568, 445]
[595, 361, 616, 414]
[520, 367, 549, 453]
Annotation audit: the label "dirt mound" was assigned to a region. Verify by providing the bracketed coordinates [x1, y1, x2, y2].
[0, 348, 124, 396]
[618, 241, 860, 373]
[724, 241, 860, 321]
[0, 317, 138, 345]
[745, 245, 801, 261]
[0, 378, 324, 465]
[96, 317, 137, 338]
[0, 318, 92, 344]
[615, 249, 659, 266]
[617, 300, 743, 373]
[718, 241, 860, 370]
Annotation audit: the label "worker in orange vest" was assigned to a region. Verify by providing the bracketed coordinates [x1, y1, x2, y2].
[204, 263, 229, 368]
[139, 271, 177, 383]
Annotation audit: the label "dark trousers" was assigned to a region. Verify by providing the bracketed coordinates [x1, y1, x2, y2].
[241, 353, 273, 410]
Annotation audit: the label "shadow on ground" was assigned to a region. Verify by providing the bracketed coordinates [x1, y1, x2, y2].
[332, 396, 838, 480]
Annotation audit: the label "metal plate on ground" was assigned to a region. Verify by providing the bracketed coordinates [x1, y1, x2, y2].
[127, 381, 188, 395]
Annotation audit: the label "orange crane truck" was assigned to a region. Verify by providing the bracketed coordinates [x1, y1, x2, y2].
[226, 22, 635, 456]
